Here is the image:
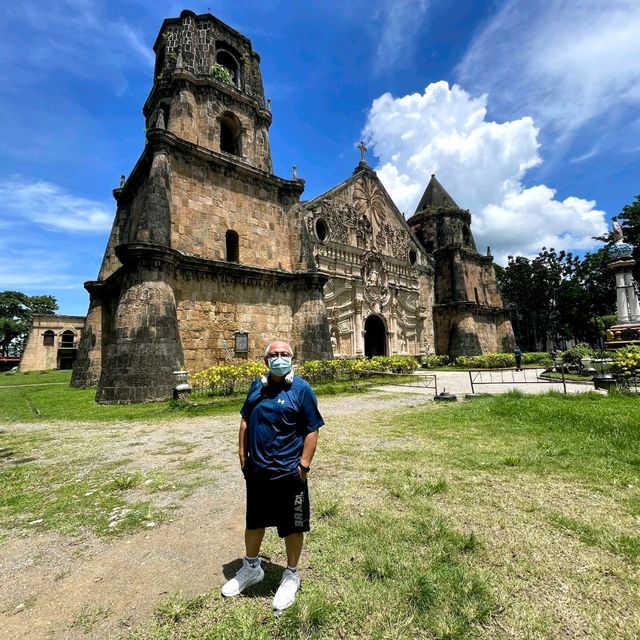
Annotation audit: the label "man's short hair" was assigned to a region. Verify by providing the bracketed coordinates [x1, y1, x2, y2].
[264, 341, 293, 357]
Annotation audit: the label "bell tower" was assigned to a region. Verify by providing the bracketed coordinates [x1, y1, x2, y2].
[72, 10, 331, 403]
[408, 175, 514, 356]
[145, 10, 273, 172]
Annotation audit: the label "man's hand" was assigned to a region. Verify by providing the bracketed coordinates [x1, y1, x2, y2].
[298, 466, 308, 481]
[239, 417, 248, 472]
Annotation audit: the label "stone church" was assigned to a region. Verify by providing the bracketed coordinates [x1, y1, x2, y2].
[71, 10, 513, 403]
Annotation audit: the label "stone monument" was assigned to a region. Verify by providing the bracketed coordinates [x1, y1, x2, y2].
[605, 221, 640, 347]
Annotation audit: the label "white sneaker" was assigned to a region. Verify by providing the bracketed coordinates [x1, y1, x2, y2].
[272, 568, 300, 612]
[221, 559, 264, 597]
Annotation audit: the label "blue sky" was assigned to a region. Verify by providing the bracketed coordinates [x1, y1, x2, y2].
[1, 0, 638, 316]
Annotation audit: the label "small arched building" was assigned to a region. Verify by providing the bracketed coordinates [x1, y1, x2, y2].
[71, 10, 513, 402]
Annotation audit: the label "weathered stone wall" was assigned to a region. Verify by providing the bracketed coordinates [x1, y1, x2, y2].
[164, 84, 272, 172]
[497, 315, 516, 352]
[434, 307, 513, 356]
[409, 208, 476, 253]
[169, 154, 299, 270]
[460, 253, 503, 307]
[20, 315, 85, 372]
[97, 260, 183, 404]
[156, 11, 266, 104]
[70, 296, 102, 387]
[173, 276, 327, 372]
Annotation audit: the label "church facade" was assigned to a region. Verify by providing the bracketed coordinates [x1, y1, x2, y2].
[71, 10, 513, 403]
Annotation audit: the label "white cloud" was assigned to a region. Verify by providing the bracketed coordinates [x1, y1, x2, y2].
[456, 0, 640, 141]
[375, 0, 430, 71]
[363, 81, 608, 262]
[0, 177, 113, 232]
[1, 0, 154, 94]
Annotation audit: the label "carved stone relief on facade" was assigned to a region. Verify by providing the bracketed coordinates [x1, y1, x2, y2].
[354, 177, 386, 250]
[362, 253, 390, 314]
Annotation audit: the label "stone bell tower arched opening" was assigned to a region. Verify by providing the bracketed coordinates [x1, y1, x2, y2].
[364, 315, 387, 357]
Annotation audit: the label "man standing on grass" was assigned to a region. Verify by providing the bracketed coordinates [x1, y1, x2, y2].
[221, 340, 323, 613]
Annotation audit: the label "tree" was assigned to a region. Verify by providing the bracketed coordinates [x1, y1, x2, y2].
[0, 291, 58, 357]
[497, 247, 616, 350]
[497, 248, 579, 350]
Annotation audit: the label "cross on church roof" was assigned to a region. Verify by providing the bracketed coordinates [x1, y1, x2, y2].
[357, 140, 367, 164]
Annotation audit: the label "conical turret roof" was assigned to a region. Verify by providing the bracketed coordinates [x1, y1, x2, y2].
[415, 174, 460, 212]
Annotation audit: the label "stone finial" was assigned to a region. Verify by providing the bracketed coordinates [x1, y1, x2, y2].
[357, 140, 368, 164]
[119, 175, 126, 188]
[156, 109, 165, 129]
[613, 220, 624, 243]
[267, 99, 272, 111]
[487, 246, 492, 256]
[292, 165, 305, 185]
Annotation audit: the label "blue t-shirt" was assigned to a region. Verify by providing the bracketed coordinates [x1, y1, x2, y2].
[240, 375, 324, 480]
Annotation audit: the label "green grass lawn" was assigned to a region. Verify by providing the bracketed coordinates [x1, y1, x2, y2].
[0, 375, 417, 423]
[3, 389, 640, 638]
[125, 392, 640, 639]
[0, 369, 73, 386]
[539, 371, 594, 382]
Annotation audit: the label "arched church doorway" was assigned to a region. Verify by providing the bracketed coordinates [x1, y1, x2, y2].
[364, 315, 387, 357]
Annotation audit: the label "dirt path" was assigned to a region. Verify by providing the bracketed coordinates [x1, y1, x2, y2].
[0, 392, 429, 640]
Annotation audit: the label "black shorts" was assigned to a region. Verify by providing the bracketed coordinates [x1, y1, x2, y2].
[245, 473, 310, 538]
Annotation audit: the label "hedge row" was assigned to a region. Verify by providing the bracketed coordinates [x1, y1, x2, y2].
[190, 355, 419, 396]
[420, 352, 553, 369]
[190, 350, 558, 396]
[452, 352, 553, 369]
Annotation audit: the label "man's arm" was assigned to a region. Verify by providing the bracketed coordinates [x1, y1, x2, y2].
[299, 429, 319, 480]
[239, 417, 248, 469]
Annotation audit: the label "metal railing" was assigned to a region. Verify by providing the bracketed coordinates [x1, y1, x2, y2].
[468, 367, 566, 394]
[361, 370, 438, 395]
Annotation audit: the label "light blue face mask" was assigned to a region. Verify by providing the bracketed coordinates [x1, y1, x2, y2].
[268, 356, 292, 377]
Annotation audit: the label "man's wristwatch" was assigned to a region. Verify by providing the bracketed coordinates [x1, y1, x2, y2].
[298, 462, 311, 473]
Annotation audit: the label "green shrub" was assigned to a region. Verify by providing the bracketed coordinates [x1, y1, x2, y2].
[452, 351, 553, 369]
[561, 346, 595, 366]
[421, 354, 450, 368]
[611, 345, 640, 375]
[210, 63, 233, 84]
[191, 356, 420, 394]
[522, 352, 554, 367]
[190, 361, 266, 395]
[455, 353, 514, 369]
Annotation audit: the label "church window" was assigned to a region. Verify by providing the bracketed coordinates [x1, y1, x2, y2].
[215, 47, 240, 87]
[463, 225, 471, 246]
[409, 248, 418, 266]
[314, 217, 329, 243]
[220, 112, 242, 156]
[226, 230, 239, 262]
[154, 47, 166, 80]
[426, 240, 434, 253]
[43, 330, 55, 346]
[474, 287, 480, 304]
[61, 330, 75, 347]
